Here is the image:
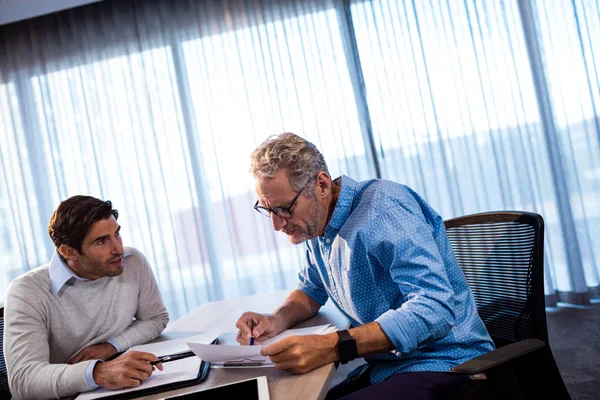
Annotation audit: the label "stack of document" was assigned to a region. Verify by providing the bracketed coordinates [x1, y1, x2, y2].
[187, 324, 337, 367]
[75, 332, 218, 399]
[75, 324, 338, 398]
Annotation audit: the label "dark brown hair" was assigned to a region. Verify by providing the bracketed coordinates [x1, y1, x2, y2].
[48, 195, 119, 253]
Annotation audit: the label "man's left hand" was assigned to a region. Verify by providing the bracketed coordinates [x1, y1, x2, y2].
[68, 342, 118, 364]
[261, 333, 338, 374]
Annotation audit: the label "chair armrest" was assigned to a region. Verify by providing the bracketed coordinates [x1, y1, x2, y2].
[450, 338, 545, 374]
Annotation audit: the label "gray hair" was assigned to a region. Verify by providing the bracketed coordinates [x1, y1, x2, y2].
[250, 132, 329, 192]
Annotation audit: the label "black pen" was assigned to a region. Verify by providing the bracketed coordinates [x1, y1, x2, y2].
[150, 351, 195, 365]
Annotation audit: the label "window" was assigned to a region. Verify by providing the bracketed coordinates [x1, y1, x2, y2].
[534, 0, 600, 290]
[0, 83, 48, 287]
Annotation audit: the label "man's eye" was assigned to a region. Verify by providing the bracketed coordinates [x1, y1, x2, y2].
[97, 240, 105, 245]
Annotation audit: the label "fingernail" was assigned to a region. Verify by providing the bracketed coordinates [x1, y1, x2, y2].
[253, 330, 259, 336]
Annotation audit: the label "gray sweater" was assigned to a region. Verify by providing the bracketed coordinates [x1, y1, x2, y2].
[4, 247, 169, 400]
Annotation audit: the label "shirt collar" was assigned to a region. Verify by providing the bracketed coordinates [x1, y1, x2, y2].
[327, 175, 358, 232]
[49, 249, 132, 296]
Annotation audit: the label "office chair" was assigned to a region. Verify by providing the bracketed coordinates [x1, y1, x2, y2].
[444, 211, 570, 399]
[0, 307, 11, 399]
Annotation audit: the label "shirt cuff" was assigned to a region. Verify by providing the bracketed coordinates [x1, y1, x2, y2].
[375, 310, 418, 354]
[85, 360, 101, 389]
[107, 339, 122, 353]
[297, 283, 329, 306]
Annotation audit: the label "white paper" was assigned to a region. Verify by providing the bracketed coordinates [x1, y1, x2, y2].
[215, 324, 331, 346]
[129, 332, 217, 356]
[260, 324, 332, 345]
[75, 357, 202, 400]
[187, 341, 270, 364]
[186, 324, 335, 366]
[75, 333, 217, 399]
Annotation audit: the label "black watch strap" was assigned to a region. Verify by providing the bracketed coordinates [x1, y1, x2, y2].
[336, 329, 357, 364]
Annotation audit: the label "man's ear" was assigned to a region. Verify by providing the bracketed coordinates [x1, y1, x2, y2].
[58, 244, 80, 262]
[315, 171, 332, 198]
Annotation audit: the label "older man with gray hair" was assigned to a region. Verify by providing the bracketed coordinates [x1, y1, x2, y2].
[235, 132, 495, 399]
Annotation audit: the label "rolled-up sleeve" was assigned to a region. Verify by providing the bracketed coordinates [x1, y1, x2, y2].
[371, 207, 456, 355]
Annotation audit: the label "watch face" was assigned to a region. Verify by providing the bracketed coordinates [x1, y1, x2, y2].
[338, 330, 357, 363]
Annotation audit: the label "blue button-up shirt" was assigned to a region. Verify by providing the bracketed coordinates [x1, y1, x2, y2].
[298, 176, 494, 383]
[49, 250, 131, 388]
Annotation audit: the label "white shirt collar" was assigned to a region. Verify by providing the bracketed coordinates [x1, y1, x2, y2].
[48, 249, 132, 296]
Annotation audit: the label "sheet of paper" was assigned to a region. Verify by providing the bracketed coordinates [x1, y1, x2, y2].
[210, 363, 274, 369]
[187, 341, 270, 364]
[129, 332, 217, 357]
[320, 326, 339, 335]
[216, 324, 332, 346]
[75, 356, 201, 400]
[75, 333, 216, 399]
[186, 324, 335, 366]
[260, 324, 332, 345]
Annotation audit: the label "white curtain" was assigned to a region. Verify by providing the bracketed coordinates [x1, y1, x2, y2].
[350, 0, 600, 305]
[0, 0, 598, 319]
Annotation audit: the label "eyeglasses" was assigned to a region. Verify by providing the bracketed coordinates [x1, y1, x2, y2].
[254, 181, 310, 219]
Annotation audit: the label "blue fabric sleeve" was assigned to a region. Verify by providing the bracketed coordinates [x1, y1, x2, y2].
[107, 339, 122, 353]
[371, 206, 456, 354]
[85, 360, 101, 389]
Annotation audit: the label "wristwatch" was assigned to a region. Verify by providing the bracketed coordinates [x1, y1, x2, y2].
[336, 329, 358, 364]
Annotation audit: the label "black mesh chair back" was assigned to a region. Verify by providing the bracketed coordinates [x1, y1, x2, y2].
[444, 212, 546, 347]
[444, 212, 569, 399]
[0, 307, 11, 399]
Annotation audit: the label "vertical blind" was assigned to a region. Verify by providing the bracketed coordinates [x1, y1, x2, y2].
[0, 0, 598, 319]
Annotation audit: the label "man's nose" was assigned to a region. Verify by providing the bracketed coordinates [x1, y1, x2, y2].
[271, 213, 287, 231]
[112, 238, 124, 254]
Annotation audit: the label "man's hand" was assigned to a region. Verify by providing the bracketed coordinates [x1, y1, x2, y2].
[261, 333, 338, 374]
[93, 351, 163, 390]
[68, 342, 118, 364]
[235, 312, 285, 345]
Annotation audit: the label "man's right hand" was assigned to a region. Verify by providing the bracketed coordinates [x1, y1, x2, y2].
[93, 351, 163, 390]
[235, 312, 285, 345]
[68, 342, 117, 364]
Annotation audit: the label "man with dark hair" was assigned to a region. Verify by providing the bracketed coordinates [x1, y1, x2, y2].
[4, 195, 170, 399]
[236, 133, 494, 399]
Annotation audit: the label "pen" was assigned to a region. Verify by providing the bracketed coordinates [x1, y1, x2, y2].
[149, 351, 195, 365]
[150, 356, 170, 365]
[249, 320, 255, 346]
[224, 360, 263, 367]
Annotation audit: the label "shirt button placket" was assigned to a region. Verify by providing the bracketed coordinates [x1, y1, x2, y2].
[323, 236, 340, 304]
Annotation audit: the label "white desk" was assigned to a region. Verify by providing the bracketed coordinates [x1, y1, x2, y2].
[144, 290, 350, 400]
